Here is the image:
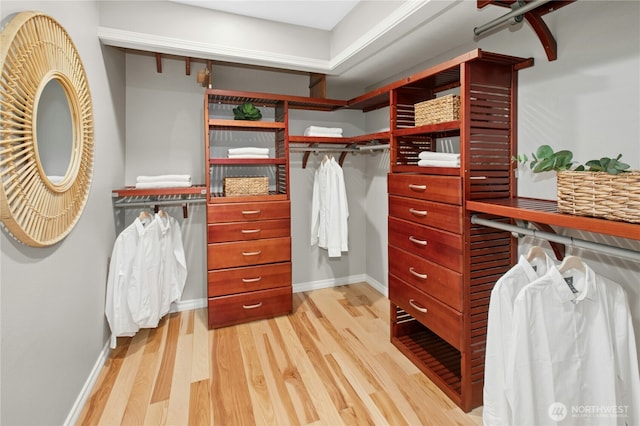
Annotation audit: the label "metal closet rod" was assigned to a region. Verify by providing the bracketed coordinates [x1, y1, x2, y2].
[474, 0, 554, 36]
[470, 215, 640, 262]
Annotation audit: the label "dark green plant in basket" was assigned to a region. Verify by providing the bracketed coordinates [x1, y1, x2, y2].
[233, 102, 262, 120]
[514, 144, 630, 175]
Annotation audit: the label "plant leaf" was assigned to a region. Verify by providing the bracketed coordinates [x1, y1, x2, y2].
[536, 145, 554, 160]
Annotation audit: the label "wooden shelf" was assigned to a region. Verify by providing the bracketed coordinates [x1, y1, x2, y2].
[206, 88, 346, 111]
[209, 158, 286, 166]
[289, 131, 390, 145]
[208, 192, 287, 204]
[394, 121, 461, 137]
[466, 197, 640, 240]
[111, 185, 206, 198]
[391, 165, 460, 175]
[208, 119, 285, 130]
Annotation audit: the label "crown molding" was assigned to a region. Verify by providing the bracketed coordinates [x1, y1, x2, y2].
[97, 1, 438, 76]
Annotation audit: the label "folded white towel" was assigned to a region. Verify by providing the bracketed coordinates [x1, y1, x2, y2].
[418, 151, 460, 161]
[135, 181, 192, 189]
[228, 154, 270, 159]
[136, 174, 191, 183]
[227, 147, 270, 155]
[418, 159, 460, 168]
[303, 132, 343, 137]
[304, 126, 343, 136]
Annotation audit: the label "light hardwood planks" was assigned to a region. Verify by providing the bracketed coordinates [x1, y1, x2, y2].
[77, 283, 483, 425]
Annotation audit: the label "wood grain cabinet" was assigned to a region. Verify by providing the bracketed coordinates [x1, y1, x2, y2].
[387, 50, 533, 411]
[203, 90, 347, 329]
[204, 90, 293, 329]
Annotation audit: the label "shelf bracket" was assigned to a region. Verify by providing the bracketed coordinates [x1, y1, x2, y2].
[476, 0, 577, 61]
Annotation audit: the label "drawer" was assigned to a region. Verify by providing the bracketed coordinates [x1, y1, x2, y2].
[388, 245, 462, 311]
[388, 173, 462, 205]
[208, 286, 292, 329]
[208, 262, 291, 297]
[208, 237, 291, 269]
[389, 195, 462, 233]
[388, 216, 462, 273]
[208, 200, 290, 223]
[389, 274, 462, 350]
[208, 218, 290, 243]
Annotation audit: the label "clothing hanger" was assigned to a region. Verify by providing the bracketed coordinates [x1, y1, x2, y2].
[526, 245, 546, 263]
[157, 209, 167, 218]
[138, 210, 151, 221]
[558, 255, 586, 274]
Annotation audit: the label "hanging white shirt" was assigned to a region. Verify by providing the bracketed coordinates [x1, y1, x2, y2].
[483, 253, 557, 425]
[156, 212, 187, 318]
[326, 157, 349, 257]
[105, 217, 147, 349]
[127, 216, 163, 329]
[506, 261, 640, 426]
[310, 156, 349, 257]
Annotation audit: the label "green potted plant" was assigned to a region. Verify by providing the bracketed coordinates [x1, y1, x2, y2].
[514, 145, 639, 223]
[514, 144, 630, 174]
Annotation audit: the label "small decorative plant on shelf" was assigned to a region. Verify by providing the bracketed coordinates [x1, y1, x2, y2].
[514, 144, 639, 224]
[513, 144, 631, 174]
[232, 102, 262, 121]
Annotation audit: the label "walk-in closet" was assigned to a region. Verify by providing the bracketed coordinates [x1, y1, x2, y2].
[1, 1, 638, 425]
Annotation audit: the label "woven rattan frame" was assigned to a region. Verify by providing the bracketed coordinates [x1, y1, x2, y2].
[0, 12, 94, 247]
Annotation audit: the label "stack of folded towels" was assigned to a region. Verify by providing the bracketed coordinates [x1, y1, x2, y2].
[227, 147, 270, 159]
[135, 174, 192, 189]
[303, 126, 343, 137]
[418, 151, 460, 168]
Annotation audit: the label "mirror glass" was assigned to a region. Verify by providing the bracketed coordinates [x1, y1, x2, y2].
[36, 79, 73, 183]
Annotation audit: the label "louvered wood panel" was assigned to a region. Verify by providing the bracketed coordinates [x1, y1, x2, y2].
[468, 79, 513, 200]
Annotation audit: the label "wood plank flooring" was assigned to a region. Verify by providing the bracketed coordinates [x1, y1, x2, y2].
[78, 283, 482, 425]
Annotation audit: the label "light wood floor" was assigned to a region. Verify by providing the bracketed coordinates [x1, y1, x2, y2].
[78, 283, 483, 425]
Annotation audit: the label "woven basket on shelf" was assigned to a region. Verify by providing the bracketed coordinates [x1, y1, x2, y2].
[414, 94, 460, 127]
[223, 176, 269, 197]
[556, 170, 640, 223]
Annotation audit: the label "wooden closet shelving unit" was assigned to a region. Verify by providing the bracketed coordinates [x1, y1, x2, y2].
[386, 49, 534, 412]
[204, 89, 352, 329]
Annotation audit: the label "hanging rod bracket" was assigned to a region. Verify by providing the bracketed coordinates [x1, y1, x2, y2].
[475, 0, 577, 61]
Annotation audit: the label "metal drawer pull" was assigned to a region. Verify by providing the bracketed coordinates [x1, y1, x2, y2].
[241, 210, 261, 215]
[409, 299, 428, 313]
[409, 267, 428, 280]
[242, 302, 263, 310]
[241, 229, 261, 234]
[242, 277, 262, 283]
[408, 236, 427, 246]
[408, 184, 427, 191]
[242, 250, 262, 256]
[409, 208, 427, 217]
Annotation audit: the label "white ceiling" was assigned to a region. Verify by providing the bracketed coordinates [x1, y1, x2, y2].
[169, 0, 361, 30]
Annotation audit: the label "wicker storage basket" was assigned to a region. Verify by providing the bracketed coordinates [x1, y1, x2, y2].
[224, 176, 269, 197]
[556, 170, 640, 223]
[414, 94, 460, 126]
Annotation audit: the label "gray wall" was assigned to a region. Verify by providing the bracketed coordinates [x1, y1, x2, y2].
[0, 2, 126, 425]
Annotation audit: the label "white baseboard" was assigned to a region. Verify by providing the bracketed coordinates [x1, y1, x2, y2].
[63, 340, 111, 426]
[292, 273, 367, 293]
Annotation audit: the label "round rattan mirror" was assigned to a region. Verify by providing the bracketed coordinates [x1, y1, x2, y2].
[0, 11, 94, 247]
